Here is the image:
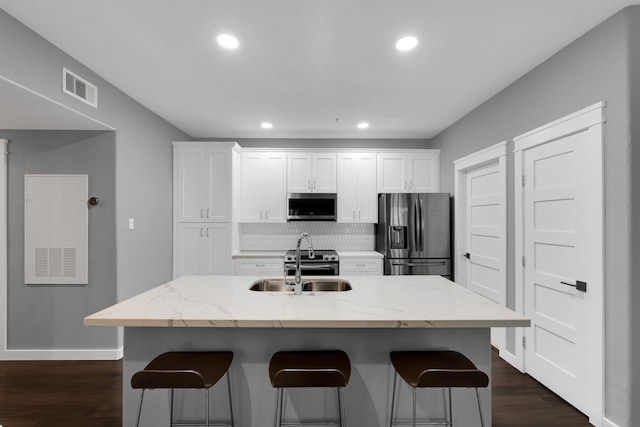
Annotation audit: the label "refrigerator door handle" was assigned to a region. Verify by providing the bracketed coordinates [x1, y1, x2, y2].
[414, 199, 419, 252]
[391, 261, 447, 267]
[418, 197, 424, 252]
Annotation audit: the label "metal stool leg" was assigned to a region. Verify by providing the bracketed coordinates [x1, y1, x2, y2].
[136, 389, 145, 427]
[205, 388, 210, 427]
[448, 388, 453, 427]
[273, 388, 281, 427]
[389, 371, 397, 427]
[338, 387, 347, 427]
[412, 388, 417, 427]
[475, 388, 485, 427]
[170, 389, 175, 427]
[227, 371, 235, 427]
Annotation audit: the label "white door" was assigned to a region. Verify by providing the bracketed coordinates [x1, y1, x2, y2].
[455, 143, 507, 352]
[205, 224, 231, 275]
[204, 148, 231, 222]
[287, 153, 312, 192]
[464, 163, 505, 305]
[176, 223, 208, 277]
[176, 147, 206, 222]
[377, 153, 407, 193]
[517, 104, 604, 424]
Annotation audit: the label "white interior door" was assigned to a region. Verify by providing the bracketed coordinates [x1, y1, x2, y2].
[516, 102, 604, 425]
[454, 142, 507, 352]
[465, 163, 505, 305]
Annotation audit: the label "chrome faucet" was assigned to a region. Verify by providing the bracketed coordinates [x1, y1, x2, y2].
[291, 233, 314, 295]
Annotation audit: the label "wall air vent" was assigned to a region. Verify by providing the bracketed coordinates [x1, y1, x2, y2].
[62, 67, 98, 108]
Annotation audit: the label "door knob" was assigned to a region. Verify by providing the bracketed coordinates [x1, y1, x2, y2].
[464, 253, 470, 259]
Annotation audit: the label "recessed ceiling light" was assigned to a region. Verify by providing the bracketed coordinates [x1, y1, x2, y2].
[357, 122, 369, 129]
[396, 36, 418, 51]
[217, 34, 239, 49]
[261, 122, 273, 129]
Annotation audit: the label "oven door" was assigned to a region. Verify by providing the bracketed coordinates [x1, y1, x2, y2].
[285, 263, 339, 276]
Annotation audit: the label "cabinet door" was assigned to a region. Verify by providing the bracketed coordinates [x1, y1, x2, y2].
[240, 153, 266, 222]
[204, 224, 231, 274]
[377, 153, 409, 193]
[313, 153, 337, 192]
[203, 148, 231, 221]
[235, 259, 284, 276]
[340, 258, 383, 276]
[176, 223, 209, 277]
[176, 147, 208, 221]
[408, 152, 440, 193]
[356, 154, 378, 223]
[337, 154, 358, 222]
[287, 153, 312, 192]
[263, 153, 287, 222]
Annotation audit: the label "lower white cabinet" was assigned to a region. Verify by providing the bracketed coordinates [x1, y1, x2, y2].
[340, 257, 383, 276]
[235, 258, 284, 276]
[175, 223, 231, 277]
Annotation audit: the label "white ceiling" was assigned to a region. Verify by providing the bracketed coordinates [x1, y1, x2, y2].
[1, 0, 638, 139]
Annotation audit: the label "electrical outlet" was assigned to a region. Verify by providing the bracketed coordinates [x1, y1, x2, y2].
[128, 218, 135, 230]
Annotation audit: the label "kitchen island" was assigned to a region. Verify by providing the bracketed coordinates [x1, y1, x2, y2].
[85, 275, 529, 426]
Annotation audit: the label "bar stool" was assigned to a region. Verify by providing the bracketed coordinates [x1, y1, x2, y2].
[269, 350, 351, 427]
[131, 351, 234, 427]
[389, 350, 489, 427]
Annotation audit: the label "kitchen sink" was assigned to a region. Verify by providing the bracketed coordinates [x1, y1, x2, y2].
[249, 278, 352, 292]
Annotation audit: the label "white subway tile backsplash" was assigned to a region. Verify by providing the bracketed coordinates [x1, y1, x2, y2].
[240, 222, 375, 251]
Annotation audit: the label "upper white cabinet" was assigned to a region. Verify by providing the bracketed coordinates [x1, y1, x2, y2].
[240, 151, 287, 222]
[377, 151, 440, 193]
[337, 153, 377, 223]
[174, 145, 231, 222]
[287, 153, 337, 193]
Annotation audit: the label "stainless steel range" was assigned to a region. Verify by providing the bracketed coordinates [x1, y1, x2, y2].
[284, 249, 340, 276]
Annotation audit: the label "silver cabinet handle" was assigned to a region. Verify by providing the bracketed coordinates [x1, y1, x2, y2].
[207, 208, 210, 218]
[265, 210, 269, 220]
[358, 210, 361, 219]
[314, 180, 317, 190]
[255, 264, 265, 267]
[200, 208, 204, 218]
[356, 264, 366, 267]
[308, 180, 311, 190]
[200, 228, 204, 237]
[206, 228, 210, 237]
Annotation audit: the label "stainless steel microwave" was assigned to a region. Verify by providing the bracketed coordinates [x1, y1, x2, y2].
[287, 193, 337, 221]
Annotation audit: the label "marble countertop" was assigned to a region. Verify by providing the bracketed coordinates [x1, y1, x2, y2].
[84, 275, 529, 328]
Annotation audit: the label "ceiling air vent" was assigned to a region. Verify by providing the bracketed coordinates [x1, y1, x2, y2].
[62, 67, 98, 108]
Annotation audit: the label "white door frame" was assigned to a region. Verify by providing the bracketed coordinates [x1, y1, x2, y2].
[454, 141, 507, 350]
[0, 139, 7, 358]
[513, 101, 604, 426]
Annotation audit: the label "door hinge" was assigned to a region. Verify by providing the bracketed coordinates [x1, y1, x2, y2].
[522, 175, 526, 187]
[522, 256, 525, 267]
[522, 336, 526, 348]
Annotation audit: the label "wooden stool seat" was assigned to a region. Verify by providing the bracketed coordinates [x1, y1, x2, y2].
[389, 350, 488, 427]
[269, 350, 351, 427]
[131, 351, 234, 427]
[390, 350, 489, 388]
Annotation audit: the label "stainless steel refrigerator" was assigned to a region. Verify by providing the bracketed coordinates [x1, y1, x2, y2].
[375, 193, 451, 277]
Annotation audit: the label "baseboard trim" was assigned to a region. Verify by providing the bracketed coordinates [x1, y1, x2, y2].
[602, 417, 620, 427]
[0, 347, 123, 361]
[498, 348, 524, 373]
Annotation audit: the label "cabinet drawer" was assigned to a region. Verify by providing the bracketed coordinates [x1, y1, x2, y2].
[235, 259, 284, 276]
[340, 258, 383, 276]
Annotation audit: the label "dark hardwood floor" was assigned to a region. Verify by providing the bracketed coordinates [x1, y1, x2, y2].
[0, 350, 591, 426]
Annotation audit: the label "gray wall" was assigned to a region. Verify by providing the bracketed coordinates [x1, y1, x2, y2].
[0, 9, 189, 350]
[3, 130, 116, 349]
[430, 8, 634, 426]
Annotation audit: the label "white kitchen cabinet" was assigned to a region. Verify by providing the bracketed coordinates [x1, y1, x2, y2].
[377, 151, 440, 193]
[174, 145, 232, 222]
[240, 152, 287, 222]
[340, 257, 383, 276]
[337, 153, 377, 223]
[175, 223, 231, 277]
[287, 152, 337, 193]
[235, 258, 284, 276]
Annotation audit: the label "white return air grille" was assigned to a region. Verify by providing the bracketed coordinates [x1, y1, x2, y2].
[25, 175, 88, 285]
[62, 67, 98, 108]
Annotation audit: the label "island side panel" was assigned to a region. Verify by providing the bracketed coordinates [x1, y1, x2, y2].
[123, 327, 491, 427]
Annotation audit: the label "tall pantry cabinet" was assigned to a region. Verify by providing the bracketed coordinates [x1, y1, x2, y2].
[173, 142, 239, 278]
